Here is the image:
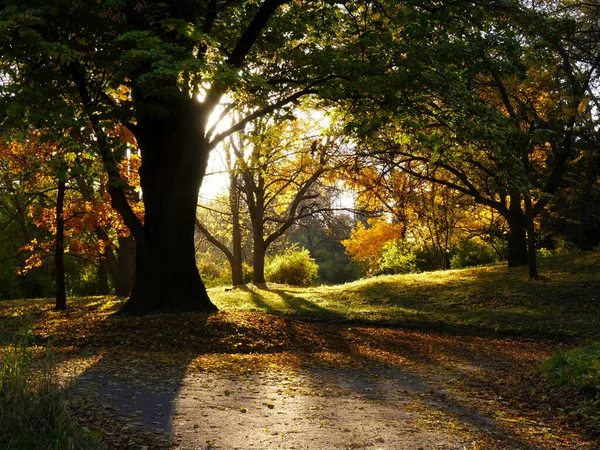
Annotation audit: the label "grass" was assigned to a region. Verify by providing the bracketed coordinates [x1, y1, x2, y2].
[210, 251, 600, 340]
[542, 341, 600, 392]
[0, 322, 102, 450]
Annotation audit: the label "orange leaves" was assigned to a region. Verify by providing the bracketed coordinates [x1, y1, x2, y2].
[2, 125, 141, 276]
[19, 240, 53, 273]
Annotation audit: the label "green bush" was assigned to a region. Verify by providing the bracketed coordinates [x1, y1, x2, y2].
[314, 249, 358, 284]
[450, 239, 500, 269]
[0, 322, 101, 449]
[377, 239, 417, 275]
[541, 342, 600, 394]
[265, 246, 319, 286]
[197, 257, 230, 287]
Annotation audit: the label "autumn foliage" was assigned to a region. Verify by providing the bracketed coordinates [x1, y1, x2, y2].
[342, 217, 404, 274]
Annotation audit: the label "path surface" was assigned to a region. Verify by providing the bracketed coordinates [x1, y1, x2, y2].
[64, 325, 583, 450]
[74, 361, 472, 449]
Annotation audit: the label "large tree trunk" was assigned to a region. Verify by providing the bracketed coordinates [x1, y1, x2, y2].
[118, 99, 217, 314]
[506, 217, 528, 267]
[115, 236, 135, 297]
[505, 196, 528, 267]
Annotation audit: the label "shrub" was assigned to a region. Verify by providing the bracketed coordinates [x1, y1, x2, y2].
[0, 322, 101, 449]
[241, 261, 253, 284]
[314, 249, 358, 284]
[450, 239, 499, 269]
[197, 257, 230, 287]
[265, 246, 319, 286]
[541, 342, 600, 394]
[377, 239, 417, 275]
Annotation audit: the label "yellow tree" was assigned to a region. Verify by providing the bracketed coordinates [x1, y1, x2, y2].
[342, 218, 403, 275]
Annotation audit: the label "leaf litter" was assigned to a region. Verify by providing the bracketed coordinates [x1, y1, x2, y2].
[0, 296, 597, 449]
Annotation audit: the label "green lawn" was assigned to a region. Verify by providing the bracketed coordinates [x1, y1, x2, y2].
[211, 251, 600, 340]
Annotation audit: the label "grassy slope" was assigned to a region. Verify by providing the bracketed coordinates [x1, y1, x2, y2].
[1, 252, 598, 350]
[211, 251, 600, 340]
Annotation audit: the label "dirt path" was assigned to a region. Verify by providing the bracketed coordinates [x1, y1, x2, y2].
[74, 363, 470, 449]
[64, 325, 592, 450]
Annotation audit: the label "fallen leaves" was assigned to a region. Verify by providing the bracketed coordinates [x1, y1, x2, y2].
[1, 288, 599, 449]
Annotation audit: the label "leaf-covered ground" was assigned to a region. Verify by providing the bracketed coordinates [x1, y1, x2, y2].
[1, 252, 599, 449]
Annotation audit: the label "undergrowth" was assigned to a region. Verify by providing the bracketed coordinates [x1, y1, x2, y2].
[537, 342, 600, 442]
[0, 321, 101, 450]
[542, 341, 600, 393]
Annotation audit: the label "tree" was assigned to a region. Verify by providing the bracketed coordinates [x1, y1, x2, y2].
[1, 126, 139, 301]
[287, 209, 358, 284]
[342, 217, 403, 275]
[339, 1, 599, 278]
[0, 0, 356, 313]
[0, 141, 55, 299]
[196, 139, 248, 286]
[0, 134, 74, 309]
[231, 115, 345, 284]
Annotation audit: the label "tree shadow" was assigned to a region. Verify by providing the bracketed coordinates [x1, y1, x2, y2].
[3, 294, 597, 449]
[248, 263, 600, 341]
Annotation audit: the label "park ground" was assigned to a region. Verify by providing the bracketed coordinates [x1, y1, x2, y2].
[1, 252, 600, 449]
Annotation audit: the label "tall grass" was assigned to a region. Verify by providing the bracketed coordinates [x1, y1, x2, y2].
[0, 321, 101, 449]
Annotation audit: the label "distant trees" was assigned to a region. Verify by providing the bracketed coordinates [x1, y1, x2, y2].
[338, 1, 600, 279]
[197, 109, 349, 285]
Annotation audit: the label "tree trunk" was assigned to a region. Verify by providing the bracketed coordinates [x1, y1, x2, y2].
[116, 236, 135, 297]
[507, 218, 528, 267]
[231, 245, 244, 286]
[524, 196, 539, 279]
[55, 178, 66, 311]
[118, 99, 217, 314]
[506, 196, 528, 267]
[230, 173, 244, 286]
[230, 216, 244, 286]
[98, 256, 110, 295]
[252, 234, 266, 285]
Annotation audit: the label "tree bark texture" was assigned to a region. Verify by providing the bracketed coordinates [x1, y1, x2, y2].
[118, 99, 217, 314]
[252, 232, 266, 285]
[506, 196, 528, 267]
[116, 236, 136, 297]
[230, 174, 244, 286]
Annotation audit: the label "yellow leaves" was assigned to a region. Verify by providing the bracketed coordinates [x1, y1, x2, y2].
[82, 201, 94, 213]
[342, 218, 403, 272]
[23, 253, 43, 272]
